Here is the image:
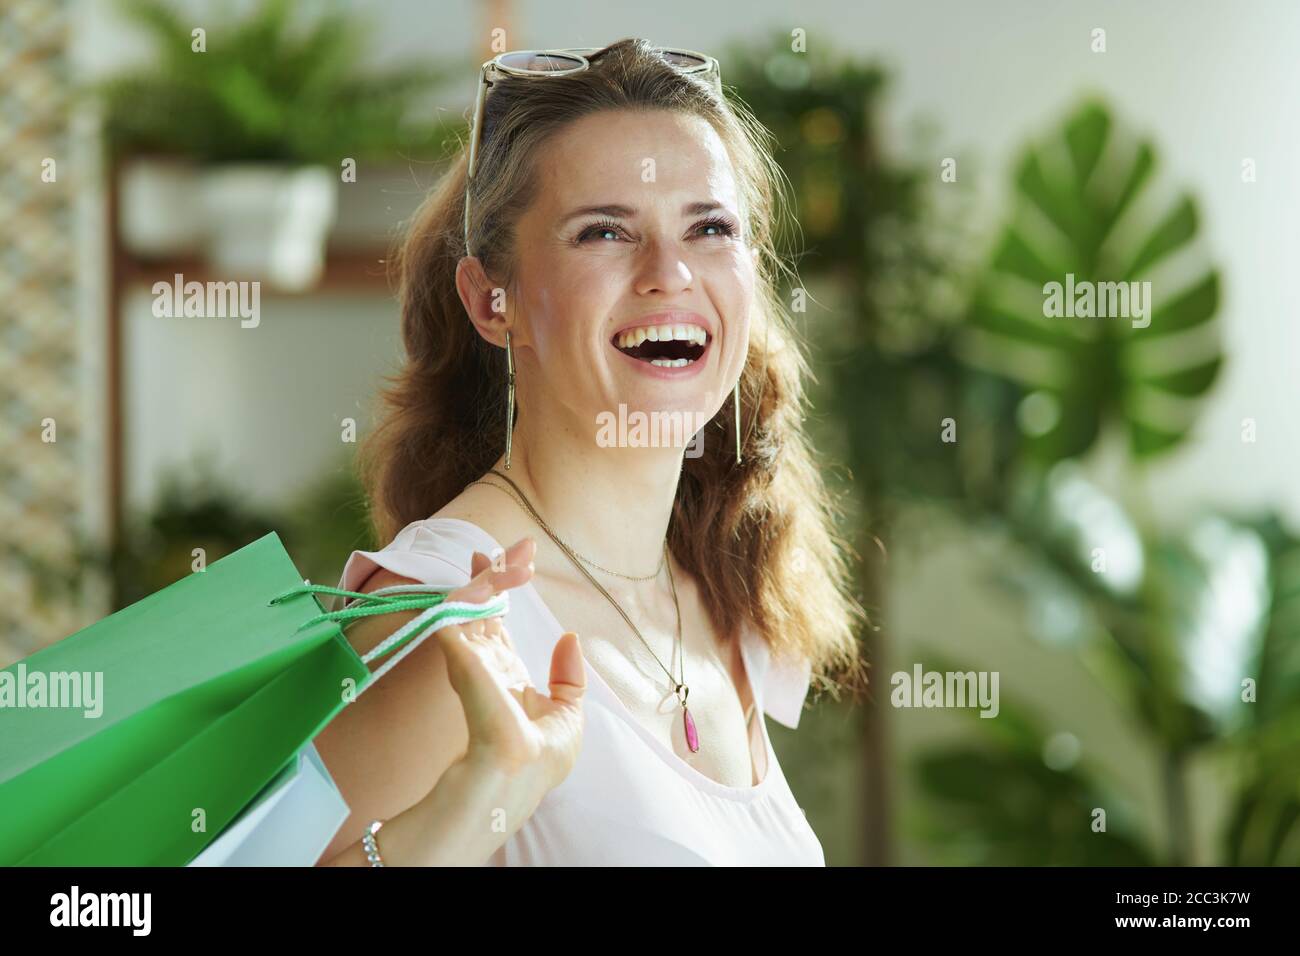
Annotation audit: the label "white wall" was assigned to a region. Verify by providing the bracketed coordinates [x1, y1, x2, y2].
[121, 289, 403, 511]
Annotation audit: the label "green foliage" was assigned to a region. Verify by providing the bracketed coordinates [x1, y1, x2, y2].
[107, 467, 282, 608]
[28, 449, 374, 614]
[906, 653, 1155, 865]
[25, 452, 286, 612]
[729, 33, 1289, 867]
[992, 467, 1299, 863]
[1221, 519, 1300, 865]
[963, 100, 1223, 461]
[724, 35, 1012, 519]
[96, 0, 459, 163]
[279, 457, 378, 588]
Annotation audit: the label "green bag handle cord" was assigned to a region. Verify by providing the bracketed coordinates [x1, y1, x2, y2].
[269, 581, 509, 693]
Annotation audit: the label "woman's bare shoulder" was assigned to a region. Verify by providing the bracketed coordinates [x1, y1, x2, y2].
[428, 478, 535, 553]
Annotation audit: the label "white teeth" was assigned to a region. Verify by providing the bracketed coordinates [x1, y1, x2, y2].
[649, 358, 692, 368]
[615, 324, 709, 349]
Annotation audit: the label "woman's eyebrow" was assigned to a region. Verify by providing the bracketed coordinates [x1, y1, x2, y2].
[559, 201, 730, 225]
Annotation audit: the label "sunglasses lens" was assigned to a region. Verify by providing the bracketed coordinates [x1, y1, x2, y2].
[497, 51, 586, 74]
[660, 50, 708, 72]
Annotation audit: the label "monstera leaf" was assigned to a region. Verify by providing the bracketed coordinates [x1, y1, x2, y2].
[960, 100, 1222, 461]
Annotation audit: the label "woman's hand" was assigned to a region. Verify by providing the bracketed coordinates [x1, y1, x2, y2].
[319, 535, 585, 866]
[428, 536, 586, 841]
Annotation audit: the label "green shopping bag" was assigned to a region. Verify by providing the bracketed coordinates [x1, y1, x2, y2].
[0, 530, 506, 866]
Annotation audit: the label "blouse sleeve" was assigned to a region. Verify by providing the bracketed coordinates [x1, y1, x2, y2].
[741, 624, 813, 730]
[762, 649, 813, 730]
[331, 522, 480, 611]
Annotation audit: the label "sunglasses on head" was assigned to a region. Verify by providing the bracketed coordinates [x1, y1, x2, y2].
[463, 45, 722, 256]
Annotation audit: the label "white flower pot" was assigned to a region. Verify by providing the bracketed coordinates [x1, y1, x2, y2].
[200, 164, 338, 291]
[118, 157, 204, 257]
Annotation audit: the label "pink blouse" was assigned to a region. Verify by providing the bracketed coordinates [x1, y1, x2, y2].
[334, 517, 825, 866]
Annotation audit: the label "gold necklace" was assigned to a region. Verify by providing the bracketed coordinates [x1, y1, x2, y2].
[466, 469, 700, 753]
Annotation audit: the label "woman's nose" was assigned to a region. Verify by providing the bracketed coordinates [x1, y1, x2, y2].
[633, 238, 694, 296]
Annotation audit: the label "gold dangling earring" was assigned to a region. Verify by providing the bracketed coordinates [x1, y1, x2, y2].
[733, 379, 742, 466]
[505, 329, 516, 470]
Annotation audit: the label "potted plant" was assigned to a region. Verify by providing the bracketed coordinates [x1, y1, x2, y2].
[97, 0, 456, 289]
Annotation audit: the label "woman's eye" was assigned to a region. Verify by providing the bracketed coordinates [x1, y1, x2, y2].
[695, 217, 737, 238]
[577, 221, 624, 243]
[576, 217, 738, 244]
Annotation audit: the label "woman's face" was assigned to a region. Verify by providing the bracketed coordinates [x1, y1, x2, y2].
[501, 108, 756, 441]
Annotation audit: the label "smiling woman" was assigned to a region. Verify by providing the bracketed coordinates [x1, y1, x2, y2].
[319, 37, 868, 867]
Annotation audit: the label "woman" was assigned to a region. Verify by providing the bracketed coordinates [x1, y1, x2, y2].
[316, 37, 865, 866]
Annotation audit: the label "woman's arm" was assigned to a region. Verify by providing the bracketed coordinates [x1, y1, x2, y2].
[313, 565, 475, 864]
[313, 536, 583, 866]
[318, 749, 525, 866]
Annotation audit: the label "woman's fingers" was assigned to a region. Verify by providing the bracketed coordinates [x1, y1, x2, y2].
[435, 543, 584, 785]
[511, 632, 585, 719]
[434, 626, 524, 748]
[451, 537, 536, 605]
[469, 549, 493, 579]
[526, 633, 587, 786]
[546, 632, 586, 709]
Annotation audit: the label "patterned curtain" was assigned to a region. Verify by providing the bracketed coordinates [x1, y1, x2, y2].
[0, 1, 105, 665]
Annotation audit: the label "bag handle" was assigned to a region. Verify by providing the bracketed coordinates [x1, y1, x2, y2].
[269, 582, 509, 696]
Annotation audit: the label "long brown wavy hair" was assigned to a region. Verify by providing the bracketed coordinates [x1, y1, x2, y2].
[357, 38, 867, 700]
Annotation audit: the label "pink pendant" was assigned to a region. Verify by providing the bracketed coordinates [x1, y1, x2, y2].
[683, 706, 700, 753]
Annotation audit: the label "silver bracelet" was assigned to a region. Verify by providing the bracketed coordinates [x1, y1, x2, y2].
[362, 819, 385, 866]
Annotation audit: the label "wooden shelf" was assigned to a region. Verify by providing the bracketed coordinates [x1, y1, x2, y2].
[103, 156, 400, 582]
[120, 248, 396, 294]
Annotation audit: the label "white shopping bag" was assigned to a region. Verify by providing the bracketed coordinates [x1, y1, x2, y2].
[187, 742, 349, 866]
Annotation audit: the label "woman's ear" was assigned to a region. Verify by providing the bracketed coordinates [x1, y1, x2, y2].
[455, 256, 511, 347]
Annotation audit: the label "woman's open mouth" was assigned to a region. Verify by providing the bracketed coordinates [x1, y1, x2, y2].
[610, 324, 710, 369]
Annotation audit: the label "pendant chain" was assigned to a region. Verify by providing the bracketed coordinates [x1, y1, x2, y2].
[466, 471, 687, 700]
